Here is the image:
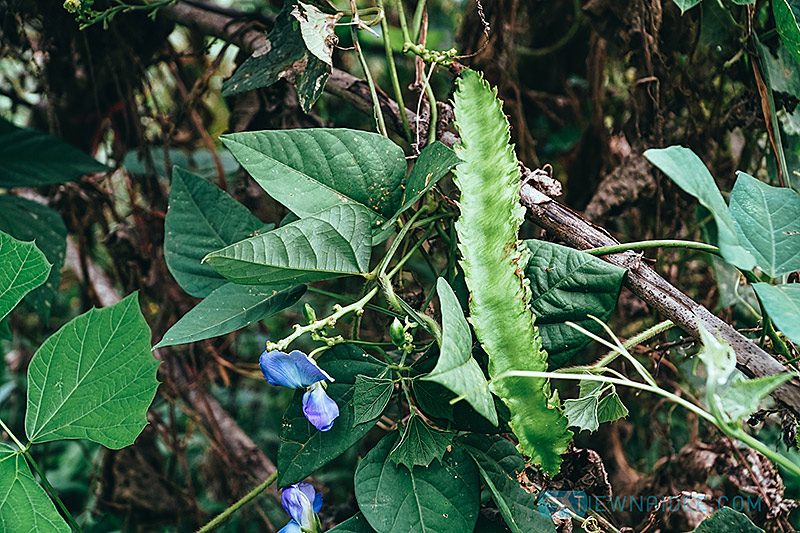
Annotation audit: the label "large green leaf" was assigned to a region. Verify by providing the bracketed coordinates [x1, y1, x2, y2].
[155, 284, 305, 348]
[459, 435, 555, 533]
[277, 344, 386, 487]
[0, 444, 70, 533]
[354, 432, 480, 533]
[644, 146, 756, 270]
[524, 240, 626, 368]
[692, 507, 764, 532]
[422, 278, 497, 425]
[0, 118, 106, 188]
[164, 167, 266, 298]
[220, 128, 406, 226]
[0, 196, 67, 324]
[25, 293, 160, 448]
[392, 142, 460, 220]
[204, 203, 374, 286]
[0, 230, 51, 322]
[221, 2, 332, 112]
[452, 68, 571, 475]
[753, 283, 800, 346]
[774, 0, 800, 69]
[728, 172, 800, 277]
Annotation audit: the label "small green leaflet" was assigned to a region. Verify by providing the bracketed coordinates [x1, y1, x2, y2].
[0, 444, 70, 533]
[728, 172, 800, 277]
[753, 283, 800, 346]
[524, 240, 626, 368]
[353, 375, 394, 425]
[422, 278, 497, 425]
[204, 203, 374, 286]
[221, 2, 332, 111]
[564, 374, 628, 432]
[0, 117, 106, 188]
[774, 0, 800, 70]
[389, 414, 454, 468]
[25, 293, 160, 448]
[391, 142, 460, 221]
[277, 344, 386, 487]
[354, 432, 480, 533]
[644, 146, 756, 271]
[459, 434, 555, 533]
[691, 507, 764, 532]
[155, 284, 305, 348]
[164, 167, 266, 298]
[0, 196, 67, 324]
[0, 230, 51, 322]
[221, 128, 406, 227]
[564, 396, 600, 433]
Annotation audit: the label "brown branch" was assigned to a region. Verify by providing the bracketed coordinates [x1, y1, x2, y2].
[160, 0, 800, 418]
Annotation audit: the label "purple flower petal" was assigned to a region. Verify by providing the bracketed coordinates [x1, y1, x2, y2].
[313, 493, 323, 514]
[260, 350, 332, 388]
[277, 520, 302, 533]
[281, 484, 313, 526]
[302, 382, 340, 431]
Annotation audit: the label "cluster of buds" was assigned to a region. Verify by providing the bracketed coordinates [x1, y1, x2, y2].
[389, 317, 417, 353]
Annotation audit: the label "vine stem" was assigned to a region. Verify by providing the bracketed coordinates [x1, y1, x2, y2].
[584, 239, 720, 256]
[196, 472, 278, 533]
[594, 319, 674, 369]
[349, 0, 388, 136]
[376, 0, 412, 141]
[25, 450, 84, 532]
[0, 417, 26, 450]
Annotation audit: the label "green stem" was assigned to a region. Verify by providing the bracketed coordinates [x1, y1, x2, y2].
[376, 0, 412, 141]
[395, 0, 412, 44]
[595, 319, 674, 368]
[306, 287, 400, 317]
[196, 472, 278, 533]
[584, 239, 720, 257]
[349, 0, 388, 136]
[423, 74, 437, 144]
[0, 417, 26, 451]
[24, 450, 84, 533]
[377, 208, 428, 278]
[410, 0, 427, 42]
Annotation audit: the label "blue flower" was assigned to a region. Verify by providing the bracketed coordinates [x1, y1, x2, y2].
[259, 350, 340, 431]
[278, 482, 323, 533]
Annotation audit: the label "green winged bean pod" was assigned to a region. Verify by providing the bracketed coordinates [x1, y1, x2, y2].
[452, 69, 572, 475]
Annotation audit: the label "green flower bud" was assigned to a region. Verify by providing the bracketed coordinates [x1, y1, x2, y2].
[390, 318, 405, 347]
[63, 0, 81, 13]
[303, 303, 317, 324]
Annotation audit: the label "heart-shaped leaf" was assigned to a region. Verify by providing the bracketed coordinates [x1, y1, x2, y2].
[204, 203, 374, 286]
[165, 167, 266, 298]
[729, 172, 800, 277]
[0, 117, 106, 188]
[524, 240, 626, 368]
[753, 283, 800, 345]
[354, 432, 480, 533]
[0, 444, 69, 532]
[422, 278, 497, 425]
[388, 414, 454, 468]
[0, 230, 50, 322]
[221, 128, 406, 226]
[25, 293, 160, 448]
[155, 283, 305, 348]
[353, 375, 394, 425]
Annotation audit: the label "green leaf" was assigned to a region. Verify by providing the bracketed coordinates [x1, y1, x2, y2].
[277, 344, 386, 487]
[597, 392, 628, 424]
[459, 435, 555, 533]
[353, 375, 394, 425]
[452, 68, 571, 475]
[721, 373, 794, 421]
[0, 117, 106, 188]
[155, 284, 305, 348]
[389, 414, 455, 468]
[328, 513, 377, 533]
[25, 292, 160, 448]
[673, 0, 702, 14]
[220, 128, 406, 227]
[0, 196, 67, 323]
[164, 167, 265, 298]
[728, 172, 800, 277]
[0, 444, 70, 533]
[204, 203, 374, 286]
[0, 230, 51, 322]
[524, 240, 626, 368]
[563, 396, 600, 433]
[422, 278, 497, 425]
[753, 283, 800, 345]
[774, 0, 800, 69]
[391, 142, 460, 220]
[644, 146, 756, 270]
[292, 1, 340, 65]
[221, 2, 331, 111]
[692, 507, 764, 532]
[354, 432, 480, 533]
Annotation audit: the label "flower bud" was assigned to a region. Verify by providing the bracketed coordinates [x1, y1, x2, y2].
[303, 303, 317, 324]
[390, 317, 405, 347]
